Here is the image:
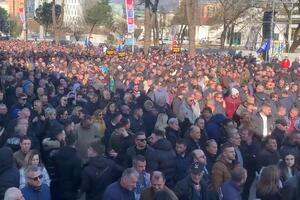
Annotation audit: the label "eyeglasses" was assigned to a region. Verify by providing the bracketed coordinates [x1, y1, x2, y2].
[29, 174, 43, 181]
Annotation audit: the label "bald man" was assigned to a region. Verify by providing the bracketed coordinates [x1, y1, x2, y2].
[4, 187, 24, 200]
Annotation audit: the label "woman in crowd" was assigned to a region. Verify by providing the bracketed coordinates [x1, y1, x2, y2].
[19, 149, 50, 189]
[256, 165, 282, 200]
[154, 113, 169, 133]
[92, 109, 106, 139]
[104, 102, 117, 125]
[278, 153, 299, 183]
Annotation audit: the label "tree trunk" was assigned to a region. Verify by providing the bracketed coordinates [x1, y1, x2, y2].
[221, 24, 228, 49]
[144, 0, 152, 53]
[229, 24, 234, 47]
[289, 24, 300, 53]
[180, 25, 187, 46]
[284, 23, 290, 52]
[154, 12, 159, 46]
[52, 0, 59, 44]
[89, 23, 96, 35]
[186, 0, 197, 56]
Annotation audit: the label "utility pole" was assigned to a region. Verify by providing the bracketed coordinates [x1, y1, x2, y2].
[24, 0, 28, 41]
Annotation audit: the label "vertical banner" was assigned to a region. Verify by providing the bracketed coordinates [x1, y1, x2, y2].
[19, 7, 25, 24]
[125, 0, 134, 33]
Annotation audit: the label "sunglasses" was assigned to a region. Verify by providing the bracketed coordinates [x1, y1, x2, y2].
[29, 174, 43, 181]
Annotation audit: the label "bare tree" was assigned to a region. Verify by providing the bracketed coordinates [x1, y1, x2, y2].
[52, 0, 65, 44]
[143, 0, 160, 53]
[218, 0, 251, 48]
[186, 0, 198, 55]
[281, 0, 300, 52]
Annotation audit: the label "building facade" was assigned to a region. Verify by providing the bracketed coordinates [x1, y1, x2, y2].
[64, 0, 84, 26]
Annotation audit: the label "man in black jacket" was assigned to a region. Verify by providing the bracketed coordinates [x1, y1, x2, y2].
[125, 131, 157, 172]
[51, 133, 81, 200]
[174, 162, 209, 200]
[80, 140, 123, 200]
[271, 118, 288, 148]
[0, 147, 20, 200]
[257, 135, 280, 171]
[149, 130, 176, 188]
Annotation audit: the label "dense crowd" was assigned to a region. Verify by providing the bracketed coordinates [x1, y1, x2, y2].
[1, 40, 300, 200]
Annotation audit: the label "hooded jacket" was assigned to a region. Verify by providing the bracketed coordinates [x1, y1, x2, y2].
[205, 114, 227, 144]
[0, 147, 20, 199]
[151, 138, 176, 187]
[51, 146, 81, 199]
[80, 156, 124, 200]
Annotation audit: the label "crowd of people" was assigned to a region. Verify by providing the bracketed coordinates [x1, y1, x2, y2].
[1, 40, 300, 200]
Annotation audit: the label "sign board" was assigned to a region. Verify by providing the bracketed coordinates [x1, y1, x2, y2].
[118, 52, 126, 57]
[106, 49, 115, 55]
[172, 47, 181, 53]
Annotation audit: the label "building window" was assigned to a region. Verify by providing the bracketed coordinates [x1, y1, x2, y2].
[227, 32, 241, 45]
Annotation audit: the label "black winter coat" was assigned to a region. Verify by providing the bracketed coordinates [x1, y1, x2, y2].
[0, 147, 20, 200]
[174, 175, 209, 200]
[51, 146, 82, 200]
[151, 138, 176, 188]
[80, 156, 124, 200]
[165, 127, 181, 148]
[125, 145, 157, 172]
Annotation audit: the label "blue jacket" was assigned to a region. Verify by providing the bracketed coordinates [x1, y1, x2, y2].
[221, 181, 242, 200]
[21, 184, 51, 200]
[103, 181, 135, 200]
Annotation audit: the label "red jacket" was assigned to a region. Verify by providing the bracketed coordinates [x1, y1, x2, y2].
[281, 58, 290, 69]
[224, 96, 241, 119]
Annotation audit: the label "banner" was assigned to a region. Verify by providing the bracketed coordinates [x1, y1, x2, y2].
[125, 0, 134, 33]
[19, 7, 25, 24]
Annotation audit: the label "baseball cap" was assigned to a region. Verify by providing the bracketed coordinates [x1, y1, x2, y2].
[190, 162, 205, 174]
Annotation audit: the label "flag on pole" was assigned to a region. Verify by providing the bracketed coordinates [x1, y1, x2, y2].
[256, 39, 271, 54]
[85, 37, 93, 47]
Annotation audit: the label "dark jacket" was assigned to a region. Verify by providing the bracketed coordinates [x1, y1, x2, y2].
[102, 181, 135, 200]
[174, 153, 191, 183]
[205, 114, 227, 145]
[282, 172, 300, 200]
[129, 116, 145, 133]
[174, 175, 209, 200]
[272, 128, 286, 148]
[165, 127, 180, 148]
[254, 92, 270, 106]
[80, 156, 123, 200]
[51, 146, 81, 200]
[257, 149, 281, 171]
[251, 112, 274, 138]
[240, 140, 261, 174]
[221, 180, 242, 200]
[125, 145, 157, 172]
[142, 111, 157, 137]
[278, 160, 299, 184]
[21, 184, 51, 200]
[0, 147, 20, 200]
[256, 192, 282, 200]
[151, 138, 176, 187]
